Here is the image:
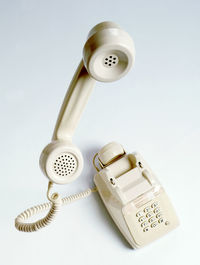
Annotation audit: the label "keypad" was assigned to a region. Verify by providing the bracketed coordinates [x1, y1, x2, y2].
[136, 201, 164, 232]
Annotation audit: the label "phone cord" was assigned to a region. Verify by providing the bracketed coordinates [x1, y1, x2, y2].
[15, 182, 97, 232]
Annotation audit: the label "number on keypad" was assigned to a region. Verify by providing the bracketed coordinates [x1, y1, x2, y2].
[151, 202, 158, 208]
[136, 211, 144, 217]
[144, 207, 151, 213]
[143, 227, 149, 232]
[148, 217, 156, 223]
[141, 222, 148, 228]
[156, 213, 162, 219]
[146, 212, 154, 218]
[154, 207, 160, 214]
[138, 216, 146, 222]
[151, 222, 158, 228]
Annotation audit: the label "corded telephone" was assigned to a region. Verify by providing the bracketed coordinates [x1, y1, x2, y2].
[15, 21, 179, 248]
[93, 142, 179, 248]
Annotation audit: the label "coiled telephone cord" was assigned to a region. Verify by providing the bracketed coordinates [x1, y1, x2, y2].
[15, 182, 96, 232]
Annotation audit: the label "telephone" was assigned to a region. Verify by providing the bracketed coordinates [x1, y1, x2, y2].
[15, 21, 179, 248]
[93, 142, 179, 248]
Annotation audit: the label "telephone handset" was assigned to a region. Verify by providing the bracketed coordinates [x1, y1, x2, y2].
[15, 21, 179, 248]
[93, 142, 179, 248]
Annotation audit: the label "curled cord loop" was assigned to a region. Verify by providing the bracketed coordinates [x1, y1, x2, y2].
[15, 183, 96, 232]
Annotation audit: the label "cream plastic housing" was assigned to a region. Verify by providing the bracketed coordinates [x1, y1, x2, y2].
[94, 143, 179, 248]
[40, 140, 83, 184]
[52, 61, 95, 141]
[83, 21, 135, 82]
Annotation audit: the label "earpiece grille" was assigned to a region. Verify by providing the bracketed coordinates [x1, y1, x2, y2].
[103, 54, 119, 67]
[53, 153, 77, 177]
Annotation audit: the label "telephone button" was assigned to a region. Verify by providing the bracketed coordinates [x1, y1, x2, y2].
[158, 218, 164, 224]
[141, 221, 148, 228]
[156, 213, 162, 219]
[143, 226, 150, 232]
[151, 202, 158, 208]
[146, 212, 154, 218]
[154, 207, 160, 214]
[136, 211, 144, 217]
[148, 217, 156, 223]
[144, 207, 151, 213]
[138, 216, 146, 222]
[151, 222, 158, 228]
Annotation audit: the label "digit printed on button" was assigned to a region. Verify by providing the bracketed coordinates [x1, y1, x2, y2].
[144, 207, 151, 213]
[146, 212, 154, 218]
[158, 218, 164, 223]
[148, 217, 156, 223]
[141, 221, 148, 228]
[136, 211, 144, 217]
[143, 226, 149, 232]
[151, 202, 158, 208]
[151, 221, 158, 228]
[156, 213, 162, 219]
[138, 216, 146, 222]
[154, 207, 160, 214]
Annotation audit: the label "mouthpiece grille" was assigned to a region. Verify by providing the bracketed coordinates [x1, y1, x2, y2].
[53, 153, 77, 177]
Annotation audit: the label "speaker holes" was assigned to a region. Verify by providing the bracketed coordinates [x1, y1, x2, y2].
[53, 153, 77, 177]
[103, 54, 119, 68]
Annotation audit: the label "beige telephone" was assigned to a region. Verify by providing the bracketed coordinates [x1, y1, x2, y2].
[93, 142, 179, 248]
[15, 21, 179, 248]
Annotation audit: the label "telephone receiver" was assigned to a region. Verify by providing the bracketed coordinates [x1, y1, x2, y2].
[15, 21, 179, 249]
[39, 21, 135, 185]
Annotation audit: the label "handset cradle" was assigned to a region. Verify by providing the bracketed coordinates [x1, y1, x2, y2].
[93, 142, 179, 248]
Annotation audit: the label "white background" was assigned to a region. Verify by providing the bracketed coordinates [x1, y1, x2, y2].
[1, 0, 200, 264]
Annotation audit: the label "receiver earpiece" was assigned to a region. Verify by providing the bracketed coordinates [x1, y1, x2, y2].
[98, 142, 125, 166]
[83, 21, 135, 82]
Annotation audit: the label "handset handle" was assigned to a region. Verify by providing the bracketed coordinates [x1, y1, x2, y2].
[52, 60, 96, 141]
